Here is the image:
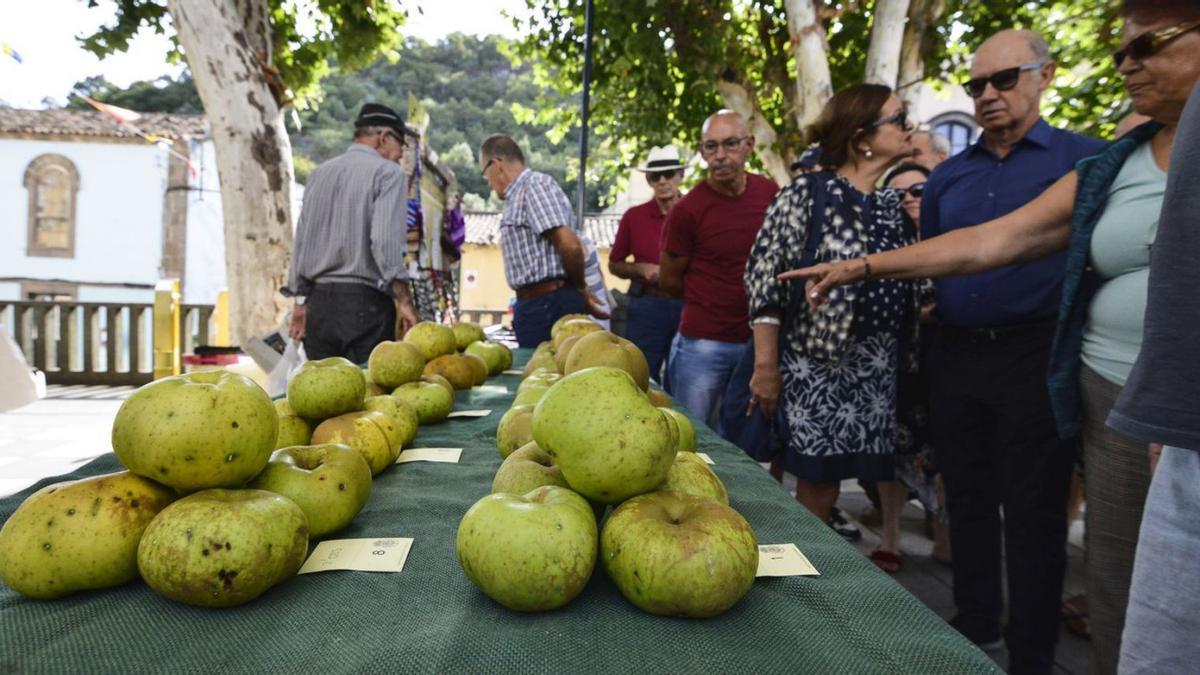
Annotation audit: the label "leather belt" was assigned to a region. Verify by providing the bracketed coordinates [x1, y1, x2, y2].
[940, 318, 1057, 345]
[516, 277, 568, 301]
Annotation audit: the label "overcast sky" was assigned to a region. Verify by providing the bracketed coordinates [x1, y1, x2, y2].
[0, 0, 530, 109]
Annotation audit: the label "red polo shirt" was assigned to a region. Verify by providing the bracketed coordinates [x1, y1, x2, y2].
[661, 173, 778, 343]
[610, 199, 669, 293]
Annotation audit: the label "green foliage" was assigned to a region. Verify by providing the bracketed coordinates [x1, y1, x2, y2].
[65, 73, 203, 114]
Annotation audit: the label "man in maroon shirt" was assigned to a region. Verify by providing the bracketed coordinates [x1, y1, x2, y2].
[609, 146, 686, 384]
[660, 111, 779, 430]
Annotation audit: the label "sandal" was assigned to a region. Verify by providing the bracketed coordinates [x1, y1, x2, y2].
[870, 548, 903, 574]
[1061, 593, 1091, 640]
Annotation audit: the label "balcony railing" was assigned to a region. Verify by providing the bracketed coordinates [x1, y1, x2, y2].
[457, 308, 509, 327]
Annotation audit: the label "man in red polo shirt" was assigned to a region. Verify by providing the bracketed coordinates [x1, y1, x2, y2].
[609, 146, 686, 384]
[660, 111, 779, 430]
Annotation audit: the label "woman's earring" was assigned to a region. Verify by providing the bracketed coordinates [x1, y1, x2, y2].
[863, 147, 874, 159]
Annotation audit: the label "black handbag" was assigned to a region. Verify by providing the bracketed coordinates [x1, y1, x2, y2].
[719, 172, 829, 461]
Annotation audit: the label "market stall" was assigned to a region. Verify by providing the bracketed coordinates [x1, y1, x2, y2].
[0, 352, 998, 674]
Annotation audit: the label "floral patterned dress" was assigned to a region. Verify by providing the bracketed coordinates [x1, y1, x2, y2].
[745, 173, 915, 482]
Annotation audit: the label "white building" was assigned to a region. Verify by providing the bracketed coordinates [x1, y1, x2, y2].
[0, 107, 227, 306]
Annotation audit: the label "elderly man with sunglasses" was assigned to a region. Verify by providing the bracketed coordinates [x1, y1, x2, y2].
[283, 102, 421, 362]
[608, 146, 687, 384]
[916, 30, 1106, 672]
[658, 111, 778, 431]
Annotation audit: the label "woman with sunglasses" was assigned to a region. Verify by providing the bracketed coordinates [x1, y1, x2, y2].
[743, 84, 919, 571]
[785, 2, 1200, 670]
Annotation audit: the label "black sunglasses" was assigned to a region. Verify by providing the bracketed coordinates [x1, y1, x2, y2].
[647, 170, 679, 182]
[963, 63, 1043, 98]
[896, 182, 926, 199]
[871, 109, 910, 130]
[1114, 19, 1200, 68]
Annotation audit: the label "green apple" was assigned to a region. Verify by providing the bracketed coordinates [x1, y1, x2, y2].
[554, 335, 581, 373]
[311, 410, 400, 476]
[137, 489, 309, 608]
[496, 405, 535, 458]
[363, 395, 419, 449]
[421, 373, 455, 397]
[424, 354, 475, 390]
[365, 381, 387, 397]
[391, 380, 454, 425]
[533, 367, 675, 504]
[491, 442, 569, 493]
[552, 319, 603, 349]
[522, 353, 559, 377]
[274, 399, 314, 450]
[456, 485, 597, 612]
[0, 471, 175, 599]
[462, 353, 489, 386]
[287, 357, 366, 421]
[601, 491, 757, 617]
[550, 313, 591, 338]
[403, 321, 457, 361]
[113, 370, 277, 491]
[248, 444, 372, 538]
[496, 343, 514, 371]
[518, 370, 561, 391]
[662, 452, 728, 504]
[451, 322, 486, 351]
[512, 384, 550, 408]
[564, 330, 651, 391]
[465, 341, 505, 375]
[661, 408, 696, 452]
[367, 341, 426, 389]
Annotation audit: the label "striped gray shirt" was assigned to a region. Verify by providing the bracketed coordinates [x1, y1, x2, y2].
[285, 143, 409, 297]
[500, 169, 577, 288]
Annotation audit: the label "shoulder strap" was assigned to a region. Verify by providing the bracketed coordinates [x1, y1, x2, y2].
[799, 171, 829, 268]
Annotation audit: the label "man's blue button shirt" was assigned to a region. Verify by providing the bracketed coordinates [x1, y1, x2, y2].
[920, 118, 1107, 328]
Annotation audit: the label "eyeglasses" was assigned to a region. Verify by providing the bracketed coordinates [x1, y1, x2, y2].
[647, 170, 679, 182]
[896, 182, 926, 199]
[699, 136, 749, 155]
[381, 130, 403, 145]
[1114, 19, 1200, 68]
[963, 63, 1044, 98]
[480, 157, 497, 177]
[871, 109, 911, 130]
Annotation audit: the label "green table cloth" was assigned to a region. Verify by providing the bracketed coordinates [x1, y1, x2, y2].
[0, 351, 999, 674]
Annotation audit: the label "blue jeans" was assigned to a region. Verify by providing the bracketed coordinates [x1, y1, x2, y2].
[1119, 445, 1200, 674]
[666, 334, 747, 432]
[513, 286, 586, 348]
[624, 295, 683, 384]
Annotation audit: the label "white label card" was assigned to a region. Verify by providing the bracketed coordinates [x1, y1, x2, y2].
[474, 385, 508, 393]
[447, 409, 492, 419]
[756, 543, 820, 577]
[502, 369, 523, 375]
[696, 452, 715, 465]
[396, 447, 462, 464]
[298, 537, 414, 574]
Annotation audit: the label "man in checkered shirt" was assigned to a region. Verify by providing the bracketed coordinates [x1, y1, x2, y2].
[478, 134, 608, 347]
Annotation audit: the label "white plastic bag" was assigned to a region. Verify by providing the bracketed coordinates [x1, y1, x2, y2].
[265, 338, 306, 398]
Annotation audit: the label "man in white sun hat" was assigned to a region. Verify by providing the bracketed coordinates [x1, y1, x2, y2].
[608, 146, 687, 384]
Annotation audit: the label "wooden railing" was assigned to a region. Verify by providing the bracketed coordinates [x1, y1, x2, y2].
[0, 283, 220, 386]
[458, 308, 509, 327]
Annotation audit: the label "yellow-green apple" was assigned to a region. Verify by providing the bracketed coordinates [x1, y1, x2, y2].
[532, 367, 675, 504]
[462, 353, 489, 386]
[423, 354, 475, 390]
[491, 442, 569, 493]
[518, 370, 561, 391]
[552, 319, 602, 349]
[137, 489, 308, 608]
[522, 352, 558, 377]
[512, 384, 550, 408]
[601, 491, 757, 617]
[554, 335, 581, 372]
[286, 357, 366, 420]
[496, 343, 514, 371]
[456, 485, 597, 611]
[551, 313, 590, 338]
[646, 387, 672, 408]
[564, 331, 651, 391]
[496, 405, 534, 458]
[0, 471, 175, 599]
[392, 380, 454, 424]
[363, 395, 419, 449]
[367, 341, 426, 389]
[661, 408, 696, 452]
[248, 444, 372, 538]
[421, 373, 454, 397]
[662, 452, 728, 504]
[465, 341, 505, 375]
[403, 321, 457, 360]
[451, 322, 486, 351]
[274, 399, 314, 449]
[311, 410, 399, 475]
[113, 371, 277, 491]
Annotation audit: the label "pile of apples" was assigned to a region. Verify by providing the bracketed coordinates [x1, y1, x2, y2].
[0, 321, 510, 609]
[457, 315, 760, 618]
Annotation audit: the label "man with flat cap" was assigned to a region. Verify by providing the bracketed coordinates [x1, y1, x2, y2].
[609, 146, 686, 383]
[284, 102, 421, 362]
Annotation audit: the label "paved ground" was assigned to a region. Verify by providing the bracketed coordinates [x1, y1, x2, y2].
[0, 387, 1091, 673]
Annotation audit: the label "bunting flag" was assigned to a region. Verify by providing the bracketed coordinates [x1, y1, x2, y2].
[1, 42, 22, 63]
[81, 96, 200, 177]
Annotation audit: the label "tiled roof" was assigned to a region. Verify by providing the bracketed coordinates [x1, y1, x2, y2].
[0, 107, 209, 140]
[464, 211, 621, 248]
